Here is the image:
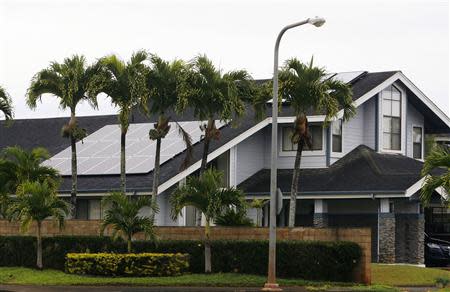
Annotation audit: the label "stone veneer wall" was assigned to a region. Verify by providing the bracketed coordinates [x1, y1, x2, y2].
[378, 213, 396, 263]
[0, 220, 371, 284]
[395, 214, 425, 264]
[313, 214, 328, 228]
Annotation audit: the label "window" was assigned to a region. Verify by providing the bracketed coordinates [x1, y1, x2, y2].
[382, 85, 402, 150]
[413, 126, 423, 159]
[282, 124, 323, 152]
[332, 120, 342, 152]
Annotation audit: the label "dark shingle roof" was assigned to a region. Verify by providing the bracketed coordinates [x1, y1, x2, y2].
[238, 145, 426, 195]
[0, 71, 439, 194]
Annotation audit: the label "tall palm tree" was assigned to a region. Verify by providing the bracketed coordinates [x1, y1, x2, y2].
[0, 146, 60, 194]
[0, 85, 13, 121]
[420, 146, 450, 205]
[146, 55, 192, 215]
[27, 55, 100, 215]
[101, 192, 157, 253]
[279, 58, 355, 227]
[90, 51, 148, 194]
[178, 55, 255, 175]
[170, 168, 246, 273]
[8, 180, 69, 269]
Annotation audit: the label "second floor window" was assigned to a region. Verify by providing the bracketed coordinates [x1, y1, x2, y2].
[282, 124, 323, 152]
[382, 85, 402, 151]
[332, 120, 342, 152]
[413, 126, 423, 159]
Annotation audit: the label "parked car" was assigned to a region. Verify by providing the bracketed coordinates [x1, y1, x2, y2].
[425, 233, 450, 267]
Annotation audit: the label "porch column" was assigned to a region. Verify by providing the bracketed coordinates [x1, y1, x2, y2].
[409, 203, 425, 264]
[313, 199, 328, 228]
[378, 198, 396, 263]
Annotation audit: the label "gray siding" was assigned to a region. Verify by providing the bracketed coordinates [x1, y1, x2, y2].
[235, 130, 266, 185]
[343, 106, 365, 154]
[363, 98, 377, 149]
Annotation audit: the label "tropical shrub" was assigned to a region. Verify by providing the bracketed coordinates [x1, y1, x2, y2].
[65, 252, 189, 276]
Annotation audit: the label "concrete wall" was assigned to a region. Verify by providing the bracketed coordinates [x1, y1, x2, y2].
[0, 220, 371, 284]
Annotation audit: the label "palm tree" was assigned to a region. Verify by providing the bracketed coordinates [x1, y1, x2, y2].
[0, 146, 60, 194]
[8, 180, 69, 269]
[250, 199, 267, 227]
[145, 55, 193, 216]
[0, 85, 13, 121]
[101, 192, 157, 253]
[420, 146, 450, 205]
[279, 58, 355, 227]
[27, 55, 100, 215]
[90, 51, 148, 194]
[178, 55, 255, 175]
[170, 168, 246, 273]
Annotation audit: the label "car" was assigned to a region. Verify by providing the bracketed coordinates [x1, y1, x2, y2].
[425, 233, 450, 267]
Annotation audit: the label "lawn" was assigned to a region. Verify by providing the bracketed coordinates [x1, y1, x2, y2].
[0, 267, 396, 291]
[372, 264, 450, 286]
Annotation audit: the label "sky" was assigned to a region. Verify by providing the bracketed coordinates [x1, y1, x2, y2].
[0, 0, 448, 120]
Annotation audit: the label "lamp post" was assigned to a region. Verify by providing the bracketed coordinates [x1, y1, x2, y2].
[263, 16, 326, 292]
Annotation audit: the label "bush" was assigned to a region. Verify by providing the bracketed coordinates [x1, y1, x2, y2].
[65, 253, 189, 276]
[0, 236, 361, 282]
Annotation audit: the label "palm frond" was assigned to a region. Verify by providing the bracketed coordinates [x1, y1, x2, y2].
[0, 86, 13, 121]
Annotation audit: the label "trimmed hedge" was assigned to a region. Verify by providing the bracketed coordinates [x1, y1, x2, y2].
[65, 253, 189, 276]
[0, 236, 361, 281]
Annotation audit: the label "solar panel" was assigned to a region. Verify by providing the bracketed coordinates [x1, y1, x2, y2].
[44, 120, 226, 176]
[331, 71, 366, 84]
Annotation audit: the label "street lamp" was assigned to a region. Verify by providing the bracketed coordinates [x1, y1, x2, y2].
[263, 16, 326, 292]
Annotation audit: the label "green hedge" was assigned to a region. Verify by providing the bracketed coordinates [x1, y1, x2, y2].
[65, 253, 189, 276]
[0, 236, 361, 281]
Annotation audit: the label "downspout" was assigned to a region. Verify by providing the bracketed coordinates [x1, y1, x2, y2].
[375, 93, 379, 152]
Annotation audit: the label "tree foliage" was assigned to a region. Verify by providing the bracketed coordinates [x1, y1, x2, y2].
[420, 146, 450, 205]
[101, 192, 157, 252]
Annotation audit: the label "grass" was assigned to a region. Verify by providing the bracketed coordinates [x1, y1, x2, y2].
[372, 264, 450, 286]
[0, 267, 397, 291]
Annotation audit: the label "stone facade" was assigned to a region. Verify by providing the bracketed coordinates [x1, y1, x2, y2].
[378, 213, 396, 263]
[313, 214, 328, 228]
[395, 214, 425, 264]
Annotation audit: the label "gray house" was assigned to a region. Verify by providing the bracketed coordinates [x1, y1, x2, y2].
[1, 70, 449, 264]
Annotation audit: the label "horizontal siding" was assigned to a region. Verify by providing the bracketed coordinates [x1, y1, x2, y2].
[235, 130, 266, 185]
[363, 98, 376, 150]
[343, 105, 365, 153]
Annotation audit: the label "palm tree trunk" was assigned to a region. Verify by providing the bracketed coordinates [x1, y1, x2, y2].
[200, 119, 214, 175]
[151, 137, 161, 219]
[197, 119, 214, 226]
[288, 139, 304, 227]
[127, 235, 132, 253]
[70, 111, 78, 218]
[120, 129, 126, 194]
[204, 219, 212, 273]
[36, 221, 43, 269]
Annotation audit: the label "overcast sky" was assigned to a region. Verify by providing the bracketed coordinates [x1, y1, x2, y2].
[0, 0, 448, 120]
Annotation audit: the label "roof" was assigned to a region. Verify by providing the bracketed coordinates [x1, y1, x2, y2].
[0, 70, 448, 194]
[238, 145, 432, 196]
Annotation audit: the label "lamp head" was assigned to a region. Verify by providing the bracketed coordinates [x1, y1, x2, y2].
[308, 16, 326, 27]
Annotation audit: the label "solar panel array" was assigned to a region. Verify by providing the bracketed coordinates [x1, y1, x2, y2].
[330, 71, 366, 84]
[44, 121, 226, 176]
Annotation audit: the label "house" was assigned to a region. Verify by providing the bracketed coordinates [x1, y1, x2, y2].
[1, 70, 449, 264]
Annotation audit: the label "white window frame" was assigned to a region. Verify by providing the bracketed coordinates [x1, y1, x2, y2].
[279, 124, 326, 157]
[379, 83, 407, 155]
[412, 124, 424, 161]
